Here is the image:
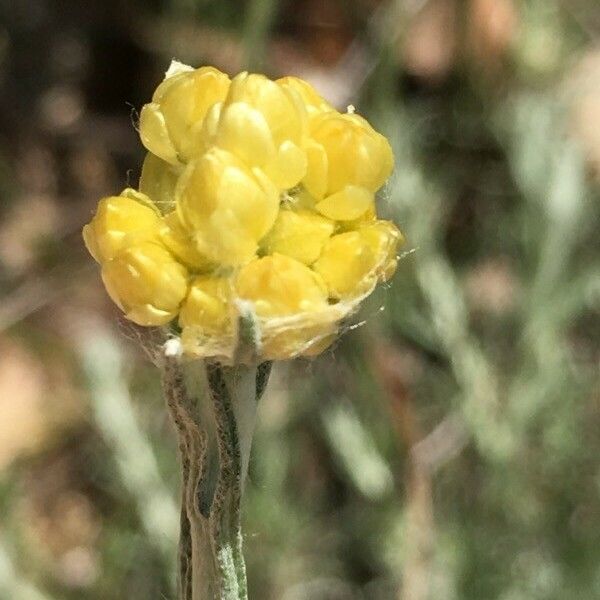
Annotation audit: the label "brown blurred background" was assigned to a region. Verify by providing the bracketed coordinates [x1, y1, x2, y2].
[0, 1, 599, 599]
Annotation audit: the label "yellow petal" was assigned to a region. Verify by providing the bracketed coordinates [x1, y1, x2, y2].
[198, 101, 222, 144]
[139, 66, 230, 163]
[310, 112, 394, 195]
[179, 275, 232, 334]
[151, 66, 193, 102]
[315, 186, 374, 221]
[216, 102, 276, 166]
[313, 220, 403, 298]
[176, 148, 279, 265]
[276, 76, 334, 117]
[338, 203, 377, 232]
[101, 241, 188, 326]
[263, 141, 307, 190]
[260, 209, 334, 265]
[159, 67, 231, 161]
[227, 72, 304, 148]
[236, 254, 328, 317]
[126, 304, 176, 326]
[139, 153, 181, 214]
[83, 193, 160, 263]
[302, 140, 328, 199]
[312, 231, 377, 299]
[236, 253, 337, 360]
[139, 103, 179, 165]
[159, 211, 212, 270]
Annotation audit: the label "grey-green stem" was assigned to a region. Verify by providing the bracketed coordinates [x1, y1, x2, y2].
[162, 344, 271, 600]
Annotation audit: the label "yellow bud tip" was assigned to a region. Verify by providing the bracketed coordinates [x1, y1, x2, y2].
[101, 241, 188, 326]
[82, 192, 161, 263]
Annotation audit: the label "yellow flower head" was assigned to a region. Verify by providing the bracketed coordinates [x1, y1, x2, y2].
[83, 61, 404, 362]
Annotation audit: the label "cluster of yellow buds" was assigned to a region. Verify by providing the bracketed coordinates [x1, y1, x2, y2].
[83, 62, 403, 361]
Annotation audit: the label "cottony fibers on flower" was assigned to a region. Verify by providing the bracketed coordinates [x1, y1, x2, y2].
[83, 61, 404, 361]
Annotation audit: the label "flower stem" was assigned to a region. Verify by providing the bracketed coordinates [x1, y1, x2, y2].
[162, 346, 271, 600]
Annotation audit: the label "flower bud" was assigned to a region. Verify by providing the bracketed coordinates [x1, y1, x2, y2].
[306, 112, 394, 200]
[260, 208, 334, 265]
[276, 76, 334, 117]
[139, 66, 230, 165]
[313, 221, 402, 299]
[101, 241, 188, 326]
[236, 254, 334, 359]
[179, 276, 232, 334]
[212, 73, 308, 189]
[84, 64, 403, 362]
[159, 211, 212, 270]
[176, 147, 279, 266]
[236, 254, 328, 316]
[82, 189, 160, 263]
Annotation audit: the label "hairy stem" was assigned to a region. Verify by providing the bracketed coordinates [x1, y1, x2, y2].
[162, 346, 271, 600]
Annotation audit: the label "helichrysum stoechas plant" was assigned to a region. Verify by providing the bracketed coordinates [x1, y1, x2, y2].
[83, 61, 403, 600]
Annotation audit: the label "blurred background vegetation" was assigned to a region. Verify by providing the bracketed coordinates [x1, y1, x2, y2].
[0, 0, 599, 598]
